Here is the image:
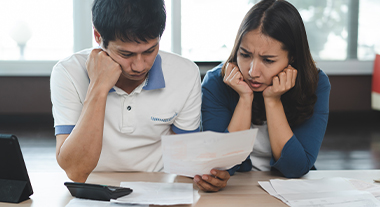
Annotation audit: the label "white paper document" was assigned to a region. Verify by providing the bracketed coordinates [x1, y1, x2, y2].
[112, 182, 193, 205]
[161, 129, 258, 177]
[259, 177, 380, 207]
[289, 191, 380, 207]
[66, 198, 148, 207]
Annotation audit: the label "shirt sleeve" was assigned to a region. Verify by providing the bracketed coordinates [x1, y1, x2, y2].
[171, 63, 202, 134]
[270, 70, 331, 178]
[50, 63, 83, 135]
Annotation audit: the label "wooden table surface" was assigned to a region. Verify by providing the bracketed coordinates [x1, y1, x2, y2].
[1, 170, 380, 207]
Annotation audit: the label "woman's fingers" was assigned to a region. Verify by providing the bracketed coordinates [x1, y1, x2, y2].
[285, 69, 293, 90]
[226, 67, 237, 82]
[291, 69, 297, 87]
[223, 62, 253, 98]
[224, 63, 238, 82]
[224, 65, 242, 87]
[278, 67, 297, 92]
[264, 66, 298, 99]
[272, 75, 280, 91]
[285, 65, 297, 88]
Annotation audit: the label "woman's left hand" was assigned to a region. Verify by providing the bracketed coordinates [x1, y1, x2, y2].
[193, 169, 230, 192]
[263, 65, 297, 100]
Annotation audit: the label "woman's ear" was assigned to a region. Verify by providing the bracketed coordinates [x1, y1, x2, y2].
[289, 57, 294, 64]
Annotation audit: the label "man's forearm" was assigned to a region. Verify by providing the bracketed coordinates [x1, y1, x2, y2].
[56, 85, 108, 182]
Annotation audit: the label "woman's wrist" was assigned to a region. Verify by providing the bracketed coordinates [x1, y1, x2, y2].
[264, 97, 282, 108]
[239, 93, 254, 103]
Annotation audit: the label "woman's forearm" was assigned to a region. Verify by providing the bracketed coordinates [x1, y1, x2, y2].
[264, 98, 293, 160]
[228, 95, 253, 132]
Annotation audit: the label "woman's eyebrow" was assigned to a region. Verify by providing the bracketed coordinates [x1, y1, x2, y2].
[240, 46, 278, 58]
[260, 54, 278, 58]
[239, 46, 251, 54]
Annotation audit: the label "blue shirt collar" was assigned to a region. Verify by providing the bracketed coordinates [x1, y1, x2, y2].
[108, 54, 165, 93]
[143, 54, 165, 90]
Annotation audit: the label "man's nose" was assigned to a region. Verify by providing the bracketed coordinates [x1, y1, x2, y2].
[131, 54, 144, 72]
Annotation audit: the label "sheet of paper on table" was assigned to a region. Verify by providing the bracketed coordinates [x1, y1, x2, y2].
[259, 177, 380, 207]
[65, 198, 148, 207]
[111, 182, 194, 205]
[161, 128, 258, 177]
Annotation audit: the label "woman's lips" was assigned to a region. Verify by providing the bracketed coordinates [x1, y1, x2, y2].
[249, 81, 263, 88]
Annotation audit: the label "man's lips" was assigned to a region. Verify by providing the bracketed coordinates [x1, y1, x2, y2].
[130, 72, 147, 78]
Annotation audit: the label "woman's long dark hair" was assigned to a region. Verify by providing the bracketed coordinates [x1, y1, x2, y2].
[222, 0, 318, 127]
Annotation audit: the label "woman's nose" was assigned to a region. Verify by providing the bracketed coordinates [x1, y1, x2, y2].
[248, 61, 260, 78]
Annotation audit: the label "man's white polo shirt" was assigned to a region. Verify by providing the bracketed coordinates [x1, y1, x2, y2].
[50, 49, 201, 172]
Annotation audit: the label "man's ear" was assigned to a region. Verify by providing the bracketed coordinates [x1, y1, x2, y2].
[94, 28, 102, 45]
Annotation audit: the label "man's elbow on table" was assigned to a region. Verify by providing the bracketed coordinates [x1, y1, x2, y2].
[64, 167, 91, 183]
[56, 156, 93, 183]
[55, 135, 97, 182]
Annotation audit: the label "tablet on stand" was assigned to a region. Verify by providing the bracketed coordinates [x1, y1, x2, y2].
[0, 134, 33, 203]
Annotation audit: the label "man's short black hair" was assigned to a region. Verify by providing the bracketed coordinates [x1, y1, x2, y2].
[92, 0, 166, 48]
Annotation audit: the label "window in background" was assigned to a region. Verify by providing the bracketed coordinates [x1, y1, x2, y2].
[180, 0, 379, 62]
[291, 0, 350, 60]
[0, 0, 73, 60]
[358, 0, 380, 60]
[292, 0, 380, 61]
[1, 0, 378, 65]
[181, 0, 254, 62]
[159, 0, 172, 53]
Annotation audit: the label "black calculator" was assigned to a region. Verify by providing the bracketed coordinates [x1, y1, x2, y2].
[64, 182, 133, 201]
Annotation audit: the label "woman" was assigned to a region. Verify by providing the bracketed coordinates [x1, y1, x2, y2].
[194, 0, 330, 192]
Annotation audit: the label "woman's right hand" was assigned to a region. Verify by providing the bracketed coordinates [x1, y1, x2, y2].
[223, 62, 253, 100]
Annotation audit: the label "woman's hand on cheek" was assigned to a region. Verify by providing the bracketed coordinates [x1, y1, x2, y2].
[263, 65, 297, 100]
[223, 62, 253, 99]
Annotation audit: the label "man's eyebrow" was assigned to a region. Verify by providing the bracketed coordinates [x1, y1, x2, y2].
[118, 42, 159, 54]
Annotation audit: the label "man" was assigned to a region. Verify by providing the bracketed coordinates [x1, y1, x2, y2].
[51, 0, 201, 182]
[51, 0, 229, 192]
